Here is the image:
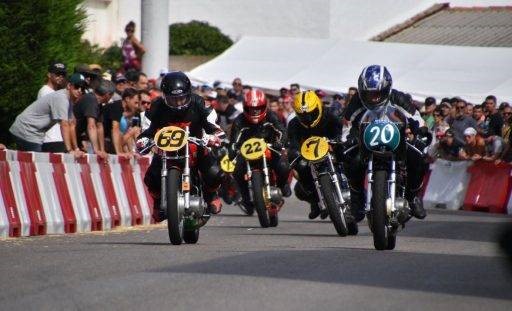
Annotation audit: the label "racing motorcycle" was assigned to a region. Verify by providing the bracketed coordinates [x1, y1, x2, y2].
[293, 136, 352, 236]
[217, 148, 251, 215]
[148, 125, 211, 245]
[356, 104, 418, 250]
[234, 130, 285, 228]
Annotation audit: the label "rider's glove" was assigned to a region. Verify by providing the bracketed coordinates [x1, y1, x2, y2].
[416, 126, 433, 147]
[136, 137, 152, 155]
[203, 134, 222, 147]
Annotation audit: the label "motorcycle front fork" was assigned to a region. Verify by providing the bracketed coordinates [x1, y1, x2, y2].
[246, 156, 272, 204]
[365, 154, 397, 214]
[311, 154, 347, 213]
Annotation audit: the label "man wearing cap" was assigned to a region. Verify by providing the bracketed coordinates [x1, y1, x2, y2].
[10, 73, 87, 154]
[459, 127, 486, 161]
[38, 61, 68, 152]
[74, 79, 115, 159]
[111, 73, 128, 102]
[38, 61, 67, 98]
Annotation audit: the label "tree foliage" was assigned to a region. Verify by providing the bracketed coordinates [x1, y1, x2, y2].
[0, 1, 121, 145]
[169, 20, 233, 55]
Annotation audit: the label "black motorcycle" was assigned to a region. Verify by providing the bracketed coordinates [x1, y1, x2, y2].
[355, 104, 424, 250]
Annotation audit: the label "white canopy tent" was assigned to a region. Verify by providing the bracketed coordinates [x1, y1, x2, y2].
[189, 36, 512, 104]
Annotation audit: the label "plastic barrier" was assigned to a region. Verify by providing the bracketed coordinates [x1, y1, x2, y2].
[134, 156, 155, 224]
[63, 153, 93, 232]
[33, 152, 65, 234]
[423, 159, 471, 210]
[49, 153, 77, 233]
[108, 154, 135, 226]
[10, 151, 47, 236]
[0, 150, 21, 237]
[463, 161, 511, 214]
[89, 156, 121, 228]
[132, 157, 152, 225]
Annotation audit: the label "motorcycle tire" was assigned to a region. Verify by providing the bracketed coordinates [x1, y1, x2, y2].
[269, 214, 278, 227]
[251, 171, 270, 228]
[319, 174, 348, 237]
[167, 168, 184, 245]
[387, 233, 396, 250]
[371, 170, 389, 250]
[183, 229, 199, 244]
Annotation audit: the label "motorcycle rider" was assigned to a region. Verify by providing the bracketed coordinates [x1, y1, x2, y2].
[230, 89, 292, 210]
[287, 90, 347, 219]
[343, 64, 429, 225]
[136, 71, 225, 221]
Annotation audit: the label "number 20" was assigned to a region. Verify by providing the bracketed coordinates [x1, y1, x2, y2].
[369, 124, 394, 146]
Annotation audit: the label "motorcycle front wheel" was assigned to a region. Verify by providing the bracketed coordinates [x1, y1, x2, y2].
[319, 174, 348, 236]
[251, 171, 270, 228]
[167, 168, 184, 245]
[371, 170, 389, 250]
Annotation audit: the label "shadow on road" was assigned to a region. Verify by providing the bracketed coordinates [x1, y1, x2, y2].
[153, 248, 512, 300]
[87, 241, 171, 246]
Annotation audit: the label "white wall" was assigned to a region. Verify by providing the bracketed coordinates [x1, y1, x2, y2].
[82, 0, 141, 47]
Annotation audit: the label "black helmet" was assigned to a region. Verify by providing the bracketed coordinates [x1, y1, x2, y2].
[160, 71, 192, 110]
[358, 65, 392, 109]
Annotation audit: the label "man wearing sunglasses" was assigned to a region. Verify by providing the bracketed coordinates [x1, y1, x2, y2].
[10, 73, 86, 155]
[445, 98, 477, 147]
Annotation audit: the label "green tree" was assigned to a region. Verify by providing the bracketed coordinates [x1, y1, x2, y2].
[0, 0, 87, 145]
[169, 20, 233, 55]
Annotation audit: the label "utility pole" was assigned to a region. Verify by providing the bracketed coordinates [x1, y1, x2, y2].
[141, 0, 169, 78]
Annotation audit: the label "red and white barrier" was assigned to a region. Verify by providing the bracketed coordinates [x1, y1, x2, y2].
[8, 150, 46, 236]
[0, 150, 22, 238]
[3, 149, 512, 239]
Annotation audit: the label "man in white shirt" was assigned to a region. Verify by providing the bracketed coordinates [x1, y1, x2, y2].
[39, 61, 68, 152]
[10, 73, 86, 155]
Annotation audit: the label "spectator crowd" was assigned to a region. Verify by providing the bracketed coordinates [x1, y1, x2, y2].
[3, 22, 512, 167]
[7, 58, 511, 168]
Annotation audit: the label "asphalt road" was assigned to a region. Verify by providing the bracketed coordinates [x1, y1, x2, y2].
[1, 197, 512, 311]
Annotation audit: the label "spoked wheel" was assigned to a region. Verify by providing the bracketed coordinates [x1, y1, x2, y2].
[167, 169, 184, 245]
[251, 171, 270, 228]
[371, 170, 389, 250]
[319, 174, 348, 237]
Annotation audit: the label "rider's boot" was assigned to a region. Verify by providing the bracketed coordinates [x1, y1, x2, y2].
[204, 190, 222, 215]
[280, 183, 292, 198]
[406, 185, 427, 219]
[349, 187, 366, 223]
[308, 202, 321, 219]
[294, 182, 320, 219]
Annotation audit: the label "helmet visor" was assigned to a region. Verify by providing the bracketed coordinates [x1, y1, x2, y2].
[297, 107, 320, 127]
[244, 106, 266, 117]
[360, 89, 386, 106]
[165, 94, 190, 108]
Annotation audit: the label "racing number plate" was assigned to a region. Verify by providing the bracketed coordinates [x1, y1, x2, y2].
[220, 154, 236, 173]
[363, 120, 400, 152]
[240, 138, 267, 161]
[154, 126, 188, 152]
[300, 136, 329, 161]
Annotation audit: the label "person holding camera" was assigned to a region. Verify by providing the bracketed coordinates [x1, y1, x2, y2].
[103, 88, 141, 156]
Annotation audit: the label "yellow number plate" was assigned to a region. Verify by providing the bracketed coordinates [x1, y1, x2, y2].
[300, 136, 329, 161]
[154, 126, 188, 152]
[220, 154, 236, 173]
[240, 138, 267, 161]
